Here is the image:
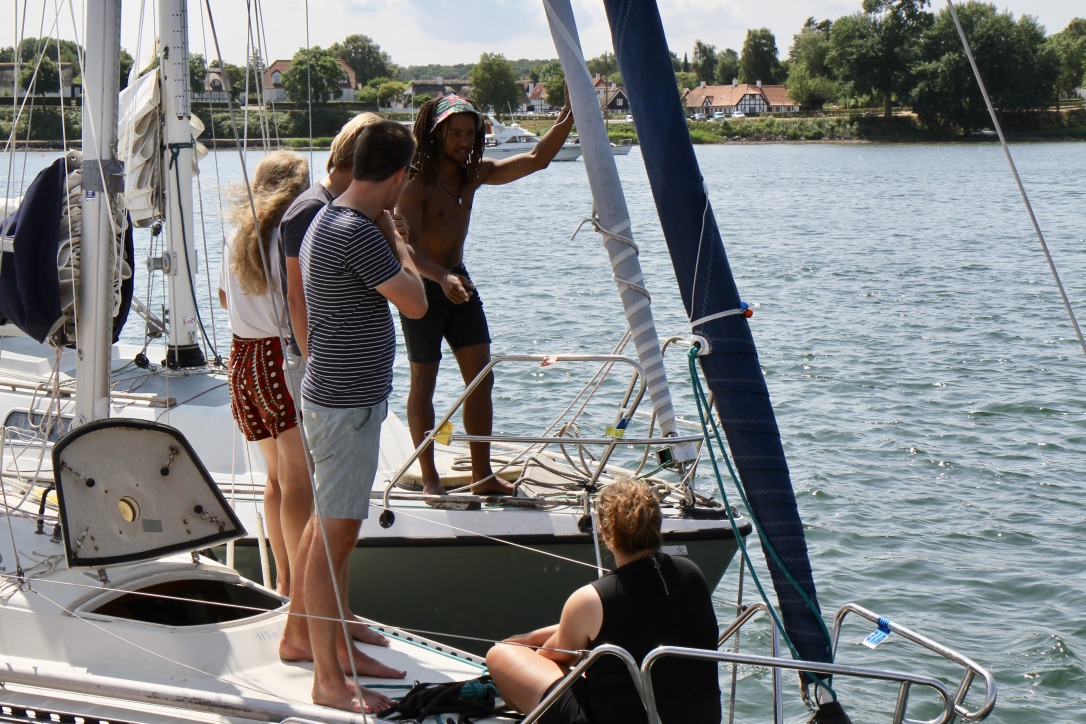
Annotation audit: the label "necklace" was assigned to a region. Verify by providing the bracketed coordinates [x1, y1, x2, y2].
[436, 176, 463, 206]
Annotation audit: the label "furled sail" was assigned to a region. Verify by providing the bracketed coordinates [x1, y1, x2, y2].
[118, 66, 207, 226]
[601, 0, 833, 671]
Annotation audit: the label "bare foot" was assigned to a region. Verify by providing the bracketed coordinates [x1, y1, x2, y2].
[421, 479, 448, 496]
[282, 639, 405, 678]
[341, 647, 406, 679]
[360, 686, 394, 714]
[348, 617, 391, 646]
[312, 675, 362, 713]
[471, 477, 516, 496]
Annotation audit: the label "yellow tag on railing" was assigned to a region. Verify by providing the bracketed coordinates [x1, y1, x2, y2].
[434, 421, 454, 445]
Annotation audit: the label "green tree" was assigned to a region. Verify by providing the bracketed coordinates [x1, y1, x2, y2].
[786, 63, 838, 110]
[376, 80, 406, 107]
[328, 34, 395, 87]
[281, 47, 346, 104]
[674, 71, 699, 91]
[739, 28, 783, 84]
[539, 60, 566, 108]
[119, 48, 134, 90]
[190, 52, 207, 92]
[692, 40, 716, 83]
[830, 0, 933, 119]
[587, 51, 617, 80]
[715, 48, 739, 84]
[789, 17, 834, 78]
[20, 56, 60, 95]
[469, 52, 519, 114]
[910, 2, 1058, 133]
[1047, 19, 1086, 103]
[0, 47, 14, 62]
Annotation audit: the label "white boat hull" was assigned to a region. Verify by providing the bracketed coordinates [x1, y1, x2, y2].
[483, 143, 583, 161]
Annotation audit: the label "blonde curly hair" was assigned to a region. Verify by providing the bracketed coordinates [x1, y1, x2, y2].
[597, 478, 663, 555]
[227, 150, 309, 296]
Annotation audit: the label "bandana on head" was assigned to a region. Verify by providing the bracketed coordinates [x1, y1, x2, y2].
[433, 95, 481, 131]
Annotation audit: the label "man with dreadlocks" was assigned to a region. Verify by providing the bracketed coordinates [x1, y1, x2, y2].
[397, 92, 574, 497]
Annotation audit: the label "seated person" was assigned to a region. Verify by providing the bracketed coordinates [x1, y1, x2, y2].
[486, 479, 722, 723]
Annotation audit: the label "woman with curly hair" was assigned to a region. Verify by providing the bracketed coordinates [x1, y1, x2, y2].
[219, 150, 311, 596]
[486, 478, 722, 723]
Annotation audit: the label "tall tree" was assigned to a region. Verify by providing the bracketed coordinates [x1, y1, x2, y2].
[910, 2, 1058, 132]
[1047, 19, 1086, 103]
[327, 34, 395, 87]
[829, 0, 933, 118]
[587, 51, 618, 81]
[189, 52, 207, 92]
[281, 46, 346, 105]
[20, 55, 60, 95]
[469, 52, 520, 114]
[715, 48, 739, 84]
[789, 17, 834, 79]
[739, 28, 783, 84]
[539, 59, 566, 108]
[692, 40, 716, 83]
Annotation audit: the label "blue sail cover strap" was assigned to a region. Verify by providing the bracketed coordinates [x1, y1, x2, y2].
[602, 0, 832, 668]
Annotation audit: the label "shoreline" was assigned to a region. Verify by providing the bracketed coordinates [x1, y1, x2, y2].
[13, 134, 1086, 152]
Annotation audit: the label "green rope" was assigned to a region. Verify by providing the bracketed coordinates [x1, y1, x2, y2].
[687, 346, 836, 699]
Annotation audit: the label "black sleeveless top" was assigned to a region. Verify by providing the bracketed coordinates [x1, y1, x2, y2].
[579, 553, 721, 723]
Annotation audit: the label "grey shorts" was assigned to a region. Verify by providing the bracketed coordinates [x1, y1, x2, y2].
[283, 346, 306, 402]
[301, 398, 387, 520]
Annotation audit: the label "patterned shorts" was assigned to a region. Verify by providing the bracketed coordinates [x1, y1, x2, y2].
[228, 335, 298, 441]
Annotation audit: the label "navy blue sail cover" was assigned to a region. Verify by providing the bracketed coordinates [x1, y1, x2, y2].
[1, 157, 133, 344]
[1, 158, 66, 342]
[602, 0, 833, 668]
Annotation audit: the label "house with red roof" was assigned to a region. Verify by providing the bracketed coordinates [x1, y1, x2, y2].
[682, 80, 799, 117]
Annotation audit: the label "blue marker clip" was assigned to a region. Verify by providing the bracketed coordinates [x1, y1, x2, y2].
[863, 617, 893, 649]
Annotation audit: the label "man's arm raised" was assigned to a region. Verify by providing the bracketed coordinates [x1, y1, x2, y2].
[480, 95, 575, 186]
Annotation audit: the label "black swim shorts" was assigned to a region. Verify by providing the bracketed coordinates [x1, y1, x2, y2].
[400, 264, 491, 364]
[536, 677, 592, 724]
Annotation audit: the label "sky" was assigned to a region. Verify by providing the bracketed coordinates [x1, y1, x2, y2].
[4, 0, 1082, 70]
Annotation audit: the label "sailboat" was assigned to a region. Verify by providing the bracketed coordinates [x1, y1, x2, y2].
[0, 0, 746, 661]
[0, 0, 1000, 720]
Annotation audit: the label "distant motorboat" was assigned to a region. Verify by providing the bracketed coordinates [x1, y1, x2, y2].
[484, 116, 582, 161]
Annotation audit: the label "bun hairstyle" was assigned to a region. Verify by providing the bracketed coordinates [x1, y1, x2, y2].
[597, 478, 662, 555]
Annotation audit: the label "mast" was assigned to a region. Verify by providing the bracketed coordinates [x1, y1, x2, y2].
[158, 0, 205, 368]
[76, 0, 123, 424]
[599, 0, 833, 674]
[542, 0, 695, 467]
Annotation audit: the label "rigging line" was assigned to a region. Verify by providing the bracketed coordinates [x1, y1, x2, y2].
[945, 0, 1086, 358]
[166, 145, 222, 365]
[304, 0, 315, 148]
[0, 428, 28, 581]
[362, 498, 610, 572]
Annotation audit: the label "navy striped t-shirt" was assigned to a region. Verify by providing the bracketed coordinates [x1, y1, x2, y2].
[299, 204, 401, 408]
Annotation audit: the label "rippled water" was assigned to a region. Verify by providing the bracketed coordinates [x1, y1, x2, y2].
[4, 141, 1085, 720]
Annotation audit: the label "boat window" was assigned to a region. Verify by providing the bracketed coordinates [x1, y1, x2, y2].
[88, 579, 281, 625]
[3, 410, 72, 443]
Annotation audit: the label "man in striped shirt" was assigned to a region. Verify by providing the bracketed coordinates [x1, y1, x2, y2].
[278, 121, 427, 715]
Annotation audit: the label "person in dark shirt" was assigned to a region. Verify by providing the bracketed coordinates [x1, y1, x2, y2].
[486, 478, 721, 723]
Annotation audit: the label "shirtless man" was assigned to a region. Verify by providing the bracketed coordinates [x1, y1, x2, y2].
[397, 93, 574, 496]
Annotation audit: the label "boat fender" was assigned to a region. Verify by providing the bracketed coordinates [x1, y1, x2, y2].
[379, 509, 395, 528]
[809, 700, 853, 724]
